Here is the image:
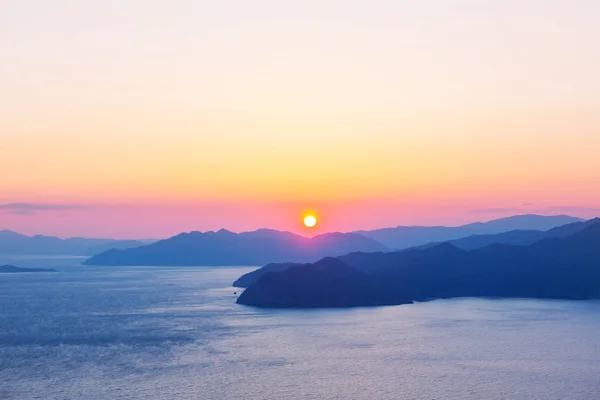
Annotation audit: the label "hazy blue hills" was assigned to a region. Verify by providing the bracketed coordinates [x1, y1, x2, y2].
[233, 218, 597, 288]
[355, 214, 583, 249]
[425, 218, 600, 251]
[84, 229, 389, 266]
[0, 230, 150, 256]
[0, 265, 57, 273]
[237, 219, 600, 308]
[460, 214, 584, 234]
[86, 214, 583, 267]
[84, 240, 148, 255]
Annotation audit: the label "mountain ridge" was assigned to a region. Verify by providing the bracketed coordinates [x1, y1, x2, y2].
[355, 214, 583, 249]
[0, 230, 152, 256]
[419, 218, 600, 251]
[233, 218, 597, 288]
[86, 214, 583, 267]
[237, 219, 600, 308]
[84, 230, 389, 266]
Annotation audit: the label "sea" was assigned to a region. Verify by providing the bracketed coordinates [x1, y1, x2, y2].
[1, 256, 599, 400]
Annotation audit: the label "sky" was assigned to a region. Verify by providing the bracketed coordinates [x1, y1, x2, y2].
[1, 0, 600, 239]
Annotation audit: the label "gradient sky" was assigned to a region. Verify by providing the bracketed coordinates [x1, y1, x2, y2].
[1, 0, 600, 238]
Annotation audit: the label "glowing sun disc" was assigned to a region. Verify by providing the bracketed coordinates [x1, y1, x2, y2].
[304, 215, 317, 228]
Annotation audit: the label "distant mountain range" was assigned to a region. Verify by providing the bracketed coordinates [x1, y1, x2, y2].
[234, 218, 599, 288]
[237, 218, 600, 308]
[355, 214, 582, 249]
[422, 218, 600, 251]
[84, 229, 388, 266]
[84, 214, 585, 267]
[0, 230, 151, 256]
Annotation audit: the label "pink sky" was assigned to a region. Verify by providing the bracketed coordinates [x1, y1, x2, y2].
[1, 198, 598, 239]
[1, 1, 599, 238]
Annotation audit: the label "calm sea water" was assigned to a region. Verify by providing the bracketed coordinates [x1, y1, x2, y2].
[1, 261, 599, 400]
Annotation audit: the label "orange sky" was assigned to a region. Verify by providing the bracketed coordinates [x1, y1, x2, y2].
[1, 1, 599, 238]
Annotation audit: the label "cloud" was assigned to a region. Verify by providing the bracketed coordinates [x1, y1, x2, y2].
[0, 203, 92, 216]
[543, 206, 600, 214]
[438, 205, 464, 211]
[456, 204, 599, 217]
[468, 207, 519, 214]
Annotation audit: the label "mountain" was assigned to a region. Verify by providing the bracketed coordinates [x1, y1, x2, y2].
[0, 230, 148, 256]
[427, 218, 600, 251]
[460, 214, 583, 234]
[233, 262, 302, 288]
[84, 240, 147, 255]
[3, 214, 581, 258]
[234, 218, 599, 288]
[0, 265, 57, 273]
[237, 257, 407, 308]
[355, 214, 583, 249]
[237, 220, 600, 308]
[544, 217, 600, 237]
[438, 230, 545, 251]
[84, 229, 389, 266]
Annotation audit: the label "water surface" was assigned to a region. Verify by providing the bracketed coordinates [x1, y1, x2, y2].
[1, 263, 599, 399]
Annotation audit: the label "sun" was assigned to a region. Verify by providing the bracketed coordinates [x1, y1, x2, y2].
[303, 215, 318, 228]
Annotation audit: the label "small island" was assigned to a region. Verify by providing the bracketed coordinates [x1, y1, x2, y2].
[0, 265, 57, 273]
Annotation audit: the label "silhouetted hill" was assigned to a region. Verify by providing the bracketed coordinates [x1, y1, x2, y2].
[236, 258, 408, 308]
[439, 230, 544, 250]
[234, 218, 597, 287]
[233, 262, 301, 287]
[355, 214, 583, 249]
[0, 265, 57, 273]
[84, 230, 389, 266]
[544, 217, 600, 237]
[0, 230, 149, 256]
[237, 220, 600, 308]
